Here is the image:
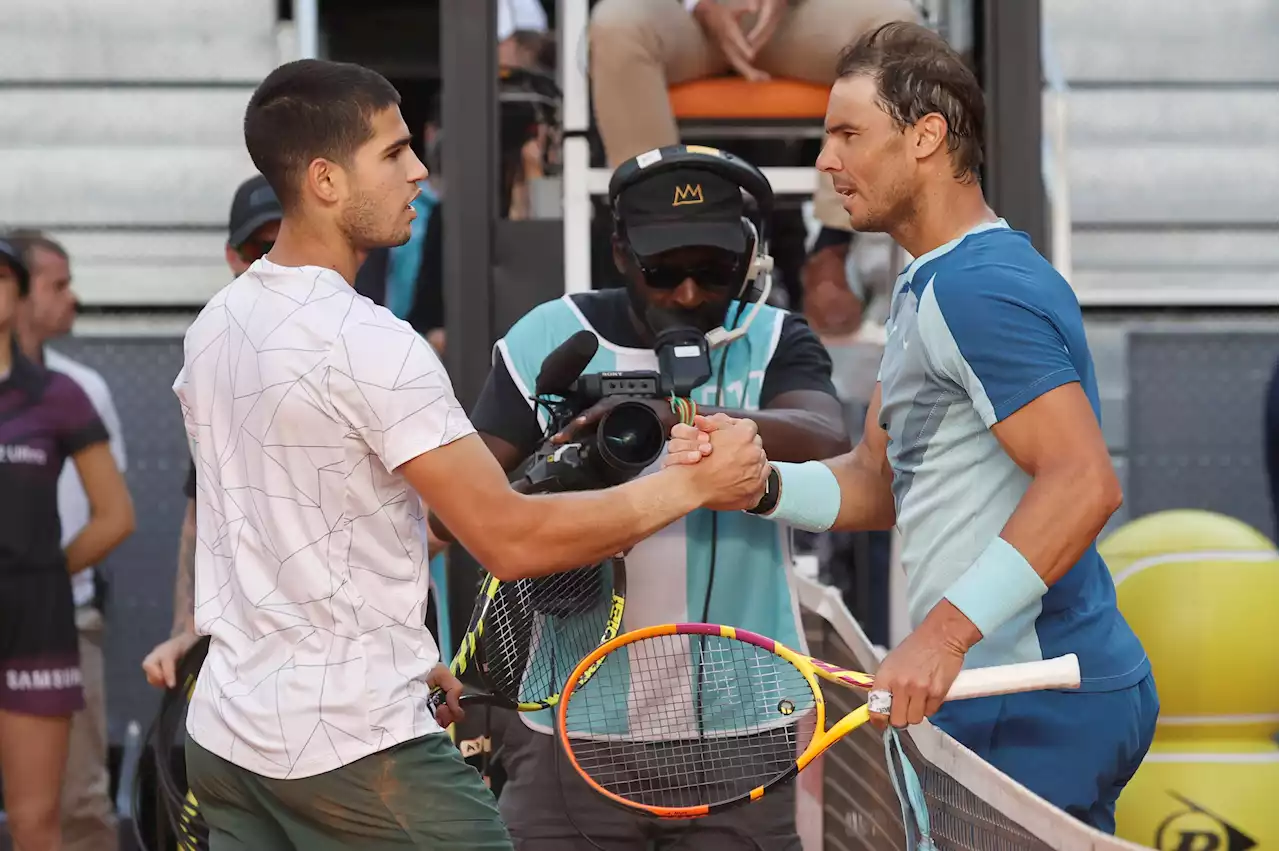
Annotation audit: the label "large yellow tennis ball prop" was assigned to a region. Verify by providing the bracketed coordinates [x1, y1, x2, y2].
[1114, 739, 1278, 851]
[1101, 510, 1274, 563]
[1099, 510, 1278, 741]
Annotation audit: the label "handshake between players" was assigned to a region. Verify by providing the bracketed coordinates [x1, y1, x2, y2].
[665, 415, 771, 511]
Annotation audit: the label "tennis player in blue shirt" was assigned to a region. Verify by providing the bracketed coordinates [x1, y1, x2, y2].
[665, 22, 1158, 834]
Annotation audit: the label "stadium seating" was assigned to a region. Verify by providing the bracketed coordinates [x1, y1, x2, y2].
[0, 0, 287, 309]
[1042, 0, 1278, 306]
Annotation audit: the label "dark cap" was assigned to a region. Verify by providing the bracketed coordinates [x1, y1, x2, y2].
[227, 174, 283, 249]
[616, 167, 746, 258]
[0, 237, 29, 294]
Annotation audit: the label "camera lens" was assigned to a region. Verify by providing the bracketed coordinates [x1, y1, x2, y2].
[596, 401, 665, 474]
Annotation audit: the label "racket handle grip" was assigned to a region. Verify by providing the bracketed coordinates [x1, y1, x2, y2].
[947, 653, 1081, 700]
[426, 689, 494, 712]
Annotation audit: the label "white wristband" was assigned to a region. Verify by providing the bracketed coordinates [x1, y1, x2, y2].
[684, 0, 703, 12]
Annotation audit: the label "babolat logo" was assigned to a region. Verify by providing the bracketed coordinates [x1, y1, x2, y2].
[1155, 792, 1257, 851]
[0, 443, 48, 465]
[672, 184, 704, 206]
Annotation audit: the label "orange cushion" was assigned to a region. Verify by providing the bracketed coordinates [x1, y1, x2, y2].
[668, 77, 830, 120]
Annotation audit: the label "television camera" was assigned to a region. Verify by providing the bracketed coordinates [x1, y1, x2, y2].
[513, 327, 713, 495]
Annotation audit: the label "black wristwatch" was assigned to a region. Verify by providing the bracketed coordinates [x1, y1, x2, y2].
[745, 464, 781, 516]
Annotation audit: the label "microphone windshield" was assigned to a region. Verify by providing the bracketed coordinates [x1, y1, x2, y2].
[534, 330, 599, 397]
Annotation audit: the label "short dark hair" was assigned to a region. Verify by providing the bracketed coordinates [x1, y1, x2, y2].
[836, 22, 984, 181]
[244, 59, 402, 210]
[4, 228, 68, 265]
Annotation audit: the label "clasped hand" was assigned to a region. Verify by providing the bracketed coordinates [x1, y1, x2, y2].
[663, 414, 769, 511]
[866, 601, 979, 730]
[865, 619, 967, 730]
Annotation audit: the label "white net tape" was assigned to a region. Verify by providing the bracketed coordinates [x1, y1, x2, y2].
[794, 574, 1151, 851]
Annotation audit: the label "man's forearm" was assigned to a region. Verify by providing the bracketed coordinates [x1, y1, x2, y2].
[826, 441, 896, 531]
[476, 466, 704, 580]
[701, 406, 850, 463]
[995, 465, 1121, 588]
[171, 499, 197, 637]
[935, 463, 1120, 647]
[404, 428, 760, 581]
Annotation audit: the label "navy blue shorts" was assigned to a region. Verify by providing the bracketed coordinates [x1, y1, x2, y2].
[929, 672, 1159, 834]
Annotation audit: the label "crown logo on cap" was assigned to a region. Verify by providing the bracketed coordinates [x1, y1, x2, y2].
[672, 184, 704, 206]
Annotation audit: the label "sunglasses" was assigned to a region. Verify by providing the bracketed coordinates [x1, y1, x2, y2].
[637, 256, 743, 291]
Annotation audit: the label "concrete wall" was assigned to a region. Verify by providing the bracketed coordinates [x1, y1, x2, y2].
[0, 0, 294, 306]
[1044, 0, 1279, 306]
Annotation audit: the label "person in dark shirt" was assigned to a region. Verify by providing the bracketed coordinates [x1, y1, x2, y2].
[0, 239, 135, 851]
[450, 146, 851, 850]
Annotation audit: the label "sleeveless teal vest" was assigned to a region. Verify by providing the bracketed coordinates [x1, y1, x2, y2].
[497, 295, 806, 736]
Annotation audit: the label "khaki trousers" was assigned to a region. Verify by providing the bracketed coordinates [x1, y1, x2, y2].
[60, 606, 118, 851]
[588, 0, 920, 230]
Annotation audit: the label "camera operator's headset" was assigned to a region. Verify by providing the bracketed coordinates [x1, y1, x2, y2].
[607, 145, 778, 635]
[607, 144, 776, 351]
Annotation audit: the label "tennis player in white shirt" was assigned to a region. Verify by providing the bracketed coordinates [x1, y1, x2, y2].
[174, 58, 770, 851]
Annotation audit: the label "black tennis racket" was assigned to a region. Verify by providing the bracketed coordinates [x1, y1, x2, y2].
[428, 557, 627, 712]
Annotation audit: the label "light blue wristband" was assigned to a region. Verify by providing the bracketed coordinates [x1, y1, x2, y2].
[764, 461, 842, 532]
[944, 537, 1047, 638]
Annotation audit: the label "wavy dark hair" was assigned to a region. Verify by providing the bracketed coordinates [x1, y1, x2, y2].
[836, 22, 985, 182]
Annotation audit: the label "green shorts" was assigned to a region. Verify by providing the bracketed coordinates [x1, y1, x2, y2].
[186, 733, 513, 851]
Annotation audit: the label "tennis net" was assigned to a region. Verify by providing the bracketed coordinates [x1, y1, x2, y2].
[793, 574, 1150, 851]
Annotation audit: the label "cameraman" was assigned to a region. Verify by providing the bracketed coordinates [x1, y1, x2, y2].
[470, 146, 850, 849]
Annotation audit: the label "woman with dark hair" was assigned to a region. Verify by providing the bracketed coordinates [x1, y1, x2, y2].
[0, 239, 135, 851]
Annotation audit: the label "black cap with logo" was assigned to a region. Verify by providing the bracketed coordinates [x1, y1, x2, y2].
[227, 174, 284, 249]
[615, 167, 747, 258]
[0, 237, 29, 295]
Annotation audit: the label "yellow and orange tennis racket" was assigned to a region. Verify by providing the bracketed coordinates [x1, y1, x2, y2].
[555, 622, 1080, 819]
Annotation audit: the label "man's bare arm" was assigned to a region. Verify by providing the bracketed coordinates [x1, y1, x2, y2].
[425, 432, 537, 545]
[988, 382, 1122, 587]
[140, 496, 199, 689]
[904, 381, 1123, 661]
[400, 426, 765, 581]
[824, 384, 896, 532]
[171, 498, 197, 637]
[663, 386, 894, 530]
[702, 390, 852, 463]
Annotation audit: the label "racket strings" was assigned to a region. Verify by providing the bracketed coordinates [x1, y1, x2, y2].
[563, 634, 819, 810]
[482, 563, 617, 703]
